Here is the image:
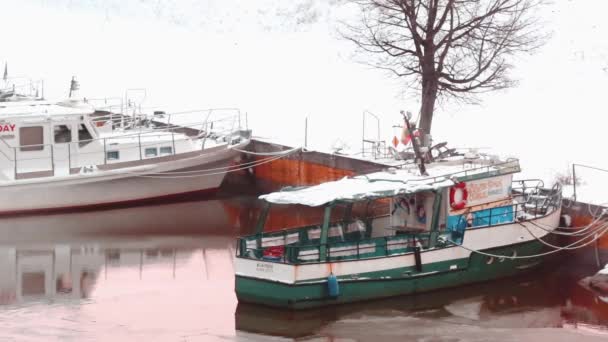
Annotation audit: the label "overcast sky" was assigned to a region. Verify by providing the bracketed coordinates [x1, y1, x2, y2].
[2, 0, 608, 199]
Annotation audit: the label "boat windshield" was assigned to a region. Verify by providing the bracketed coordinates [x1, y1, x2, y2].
[78, 123, 94, 147]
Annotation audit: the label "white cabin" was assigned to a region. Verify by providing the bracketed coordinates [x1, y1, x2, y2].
[0, 99, 236, 181]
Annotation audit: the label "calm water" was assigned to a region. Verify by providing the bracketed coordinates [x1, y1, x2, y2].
[0, 195, 607, 341]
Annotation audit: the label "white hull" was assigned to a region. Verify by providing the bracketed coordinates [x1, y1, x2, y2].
[0, 142, 246, 214]
[236, 207, 562, 284]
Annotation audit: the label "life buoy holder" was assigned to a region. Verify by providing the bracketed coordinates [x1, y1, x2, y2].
[449, 182, 468, 210]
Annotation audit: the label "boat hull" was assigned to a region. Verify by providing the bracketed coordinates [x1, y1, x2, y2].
[236, 238, 556, 309]
[0, 143, 246, 215]
[235, 208, 562, 310]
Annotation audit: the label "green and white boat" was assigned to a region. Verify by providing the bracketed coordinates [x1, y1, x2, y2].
[234, 156, 562, 309]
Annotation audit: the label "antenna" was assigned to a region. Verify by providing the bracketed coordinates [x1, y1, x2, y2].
[69, 76, 79, 98]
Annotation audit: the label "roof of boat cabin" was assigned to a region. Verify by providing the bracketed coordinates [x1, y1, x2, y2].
[0, 100, 95, 120]
[259, 158, 520, 207]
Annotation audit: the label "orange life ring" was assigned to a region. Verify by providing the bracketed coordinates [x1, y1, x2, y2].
[449, 182, 468, 210]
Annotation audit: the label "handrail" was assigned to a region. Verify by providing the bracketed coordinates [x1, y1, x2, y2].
[86, 102, 242, 119]
[0, 114, 241, 151]
[239, 199, 558, 265]
[238, 231, 430, 264]
[0, 78, 44, 102]
[572, 163, 608, 201]
[342, 159, 520, 196]
[0, 107, 244, 180]
[89, 109, 240, 123]
[362, 110, 381, 158]
[238, 181, 561, 265]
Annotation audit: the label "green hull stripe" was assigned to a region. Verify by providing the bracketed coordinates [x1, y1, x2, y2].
[236, 239, 553, 309]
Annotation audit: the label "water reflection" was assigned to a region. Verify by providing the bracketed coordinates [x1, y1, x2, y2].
[235, 255, 608, 341]
[0, 239, 235, 306]
[0, 196, 608, 341]
[235, 274, 561, 338]
[0, 197, 245, 239]
[0, 236, 239, 341]
[0, 197, 244, 341]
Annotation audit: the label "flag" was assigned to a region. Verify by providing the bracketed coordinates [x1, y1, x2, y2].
[2, 63, 6, 82]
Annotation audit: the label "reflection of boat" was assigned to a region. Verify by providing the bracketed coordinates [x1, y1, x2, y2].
[564, 263, 608, 328]
[0, 77, 250, 215]
[235, 157, 563, 309]
[564, 284, 608, 328]
[0, 193, 245, 305]
[0, 235, 235, 306]
[0, 197, 234, 238]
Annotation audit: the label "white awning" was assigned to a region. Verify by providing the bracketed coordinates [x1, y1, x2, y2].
[260, 169, 457, 207]
[259, 160, 514, 207]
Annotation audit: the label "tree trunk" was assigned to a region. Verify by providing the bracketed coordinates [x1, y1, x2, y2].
[418, 77, 438, 139]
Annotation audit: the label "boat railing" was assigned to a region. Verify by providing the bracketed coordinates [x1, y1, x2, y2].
[0, 78, 44, 102]
[0, 109, 245, 181]
[86, 103, 246, 134]
[387, 158, 521, 187]
[236, 180, 561, 265]
[450, 187, 561, 230]
[439, 181, 562, 247]
[571, 163, 608, 202]
[236, 227, 430, 265]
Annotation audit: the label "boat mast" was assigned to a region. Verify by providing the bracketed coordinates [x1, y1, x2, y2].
[2, 62, 7, 89]
[401, 111, 427, 176]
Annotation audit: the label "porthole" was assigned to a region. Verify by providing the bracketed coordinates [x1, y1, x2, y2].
[486, 256, 494, 265]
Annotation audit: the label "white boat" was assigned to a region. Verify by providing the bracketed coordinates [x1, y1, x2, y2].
[0, 81, 250, 215]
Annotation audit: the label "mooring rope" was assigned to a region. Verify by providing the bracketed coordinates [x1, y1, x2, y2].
[127, 146, 302, 175]
[448, 215, 608, 260]
[127, 147, 302, 178]
[521, 220, 608, 251]
[526, 204, 608, 236]
[530, 217, 607, 237]
[230, 146, 304, 156]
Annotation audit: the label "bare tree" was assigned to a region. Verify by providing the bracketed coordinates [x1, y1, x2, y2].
[342, 0, 547, 137]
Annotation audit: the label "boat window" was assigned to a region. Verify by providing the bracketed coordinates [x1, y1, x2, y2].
[54, 125, 72, 143]
[19, 126, 44, 151]
[160, 146, 173, 155]
[107, 151, 119, 161]
[78, 124, 93, 147]
[21, 272, 46, 296]
[56, 274, 73, 294]
[145, 147, 158, 158]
